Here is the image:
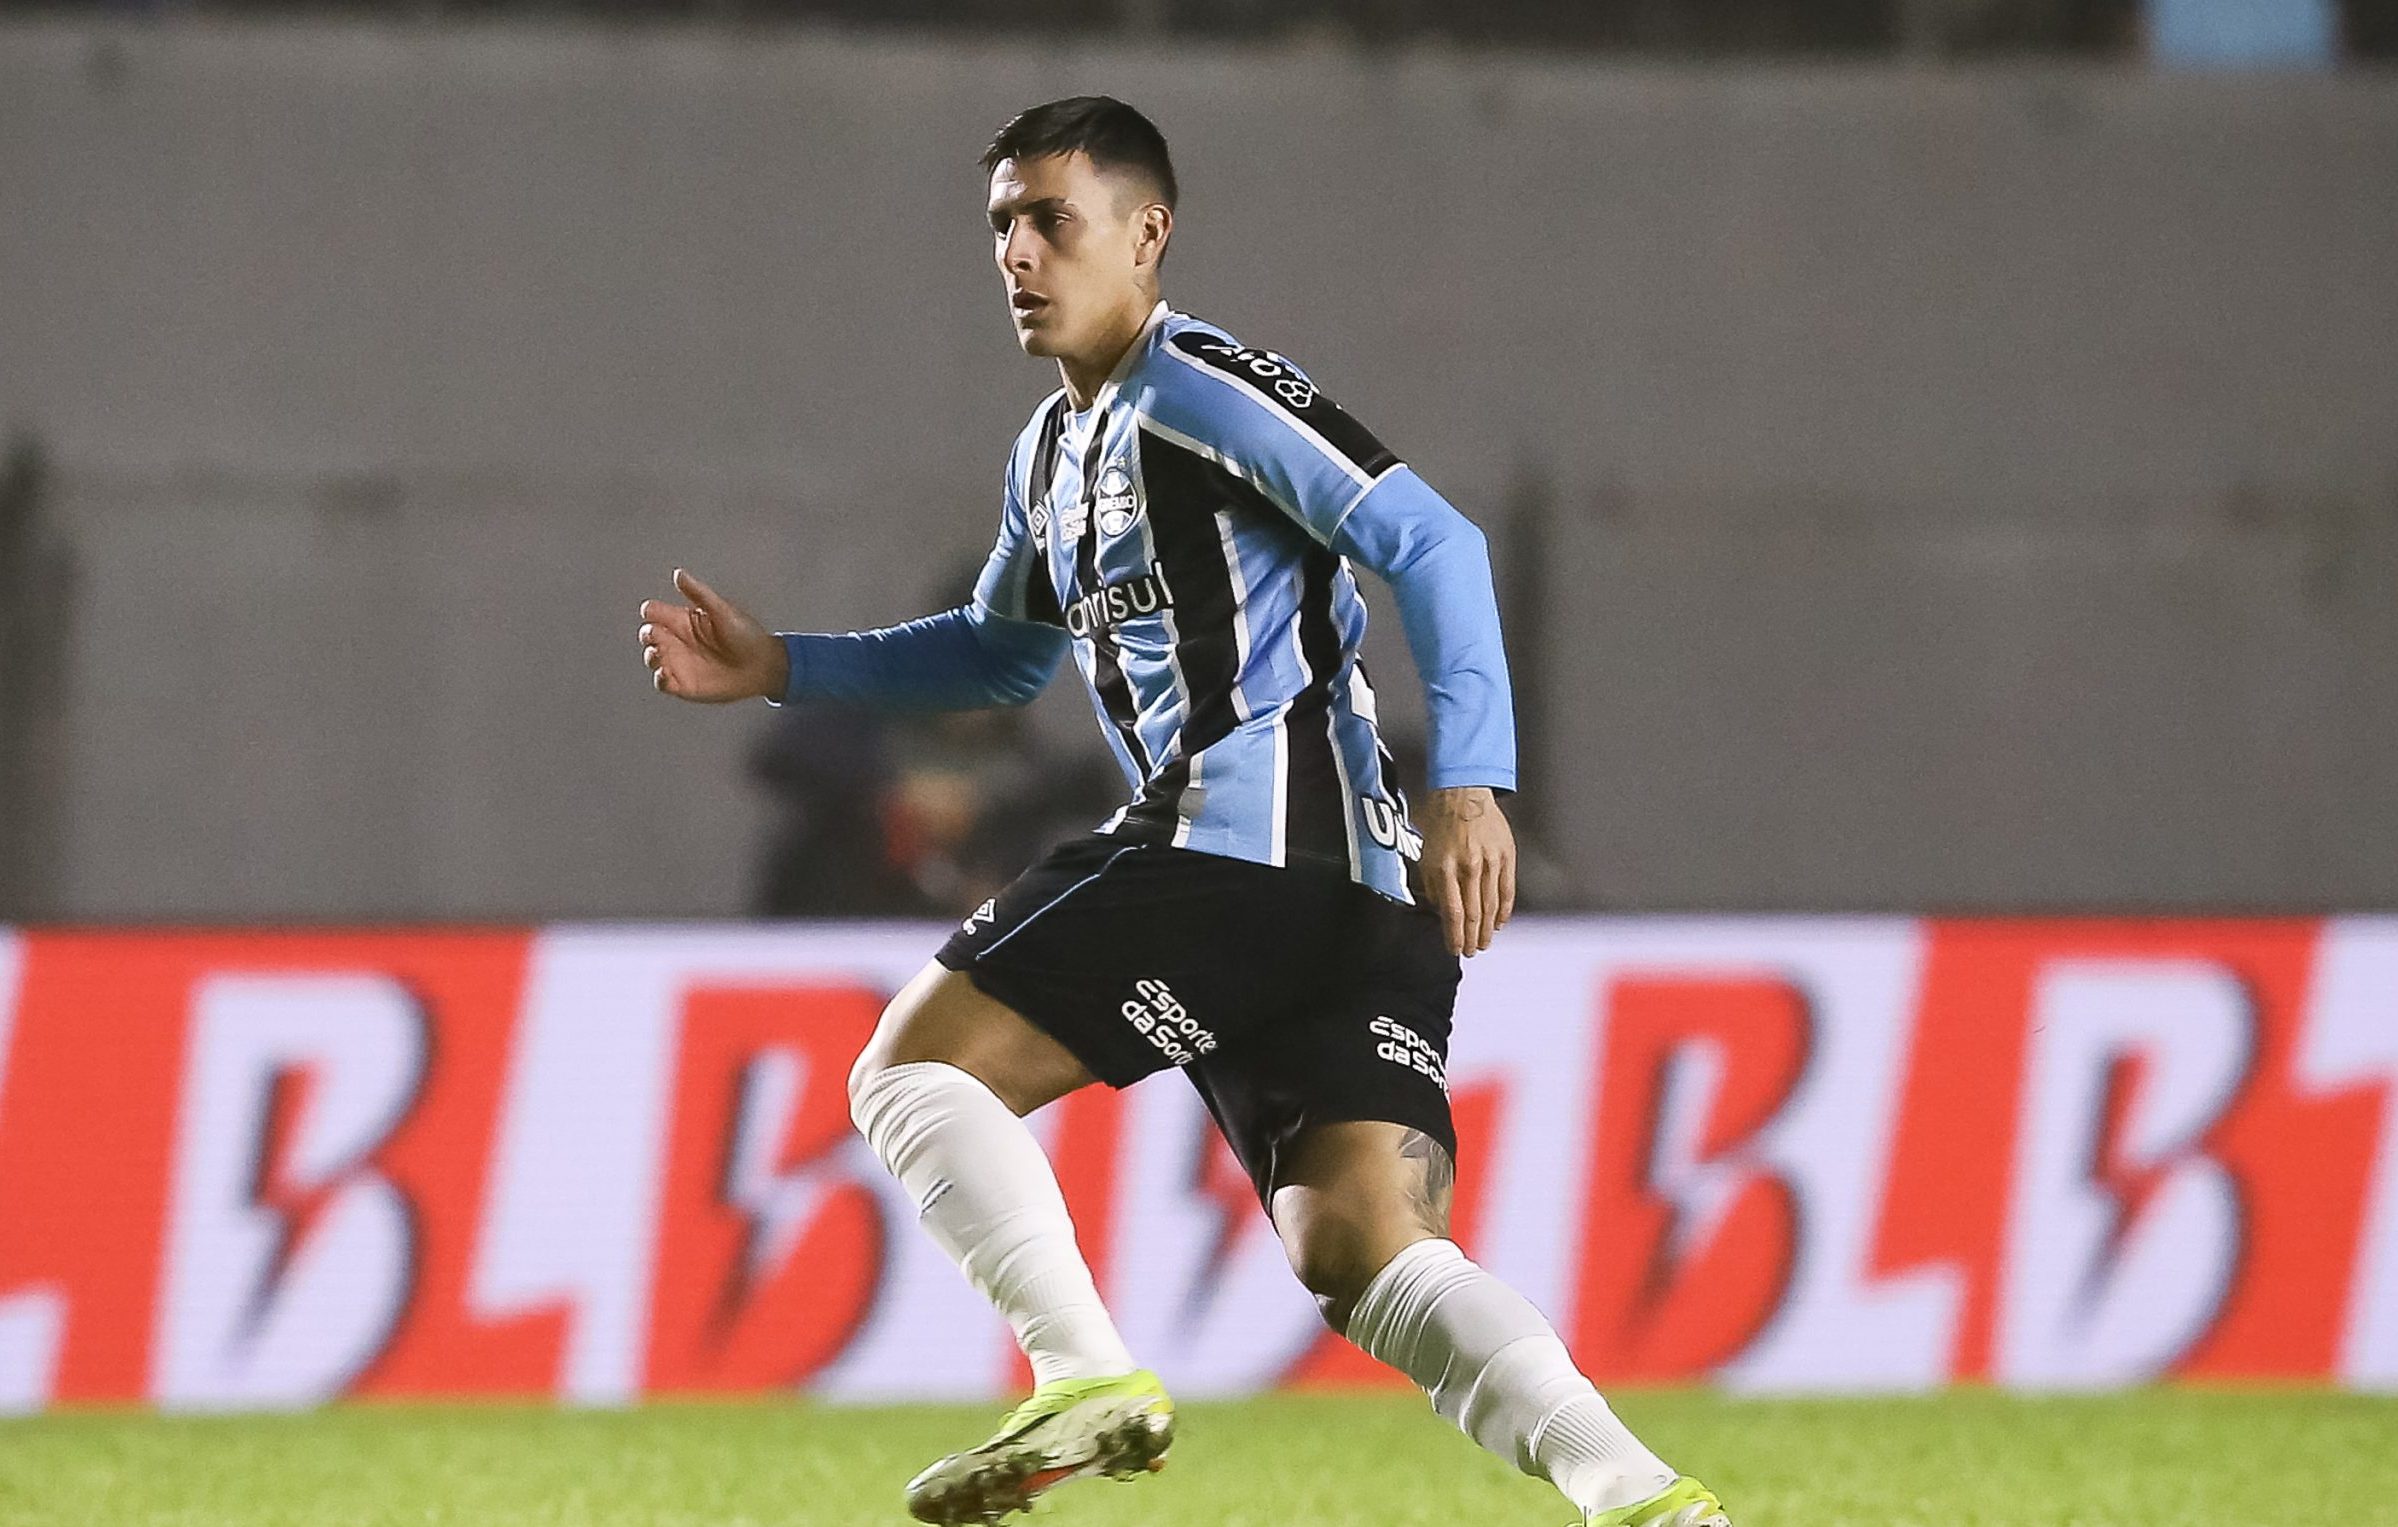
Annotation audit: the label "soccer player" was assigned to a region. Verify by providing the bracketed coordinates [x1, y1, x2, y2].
[638, 96, 1730, 1527]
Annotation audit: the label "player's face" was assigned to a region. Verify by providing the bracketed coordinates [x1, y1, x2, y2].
[987, 152, 1158, 363]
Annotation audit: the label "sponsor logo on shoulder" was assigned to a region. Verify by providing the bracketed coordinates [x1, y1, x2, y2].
[963, 899, 997, 934]
[1184, 336, 1319, 410]
[1121, 977, 1217, 1067]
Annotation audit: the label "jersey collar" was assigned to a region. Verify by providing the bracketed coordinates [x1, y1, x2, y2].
[1114, 299, 1171, 384]
[1074, 299, 1172, 421]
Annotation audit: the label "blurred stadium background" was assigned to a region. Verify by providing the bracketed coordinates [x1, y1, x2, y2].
[1, 2, 2395, 1523]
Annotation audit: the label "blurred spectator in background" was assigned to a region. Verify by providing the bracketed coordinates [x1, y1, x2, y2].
[877, 705, 1124, 913]
[747, 671, 1562, 919]
[747, 569, 1122, 918]
[747, 698, 916, 916]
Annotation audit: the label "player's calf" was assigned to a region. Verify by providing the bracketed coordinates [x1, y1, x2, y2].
[1343, 1237, 1692, 1518]
[1273, 1125, 1708, 1521]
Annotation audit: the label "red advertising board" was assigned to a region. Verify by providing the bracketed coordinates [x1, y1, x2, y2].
[0, 919, 2390, 1410]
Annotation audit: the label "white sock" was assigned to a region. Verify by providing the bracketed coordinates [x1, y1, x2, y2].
[1345, 1238, 1677, 1515]
[850, 1060, 1136, 1388]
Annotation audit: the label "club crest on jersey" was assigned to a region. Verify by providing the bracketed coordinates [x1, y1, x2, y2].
[1093, 462, 1141, 537]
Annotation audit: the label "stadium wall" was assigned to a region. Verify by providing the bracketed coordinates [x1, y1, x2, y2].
[0, 916, 2392, 1410]
[2, 23, 2395, 920]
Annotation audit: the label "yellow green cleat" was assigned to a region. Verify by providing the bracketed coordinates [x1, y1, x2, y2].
[903, 1369, 1175, 1525]
[1585, 1475, 1731, 1527]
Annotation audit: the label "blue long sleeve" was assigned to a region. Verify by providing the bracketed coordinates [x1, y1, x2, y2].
[1141, 332, 1520, 795]
[1328, 467, 1518, 792]
[774, 602, 1068, 711]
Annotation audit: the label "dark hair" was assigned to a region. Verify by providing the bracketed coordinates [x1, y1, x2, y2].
[979, 96, 1178, 210]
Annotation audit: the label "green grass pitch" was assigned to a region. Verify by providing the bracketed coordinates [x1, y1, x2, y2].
[1, 1390, 2390, 1526]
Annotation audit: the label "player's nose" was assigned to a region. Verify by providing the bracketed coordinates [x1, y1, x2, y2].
[998, 225, 1040, 271]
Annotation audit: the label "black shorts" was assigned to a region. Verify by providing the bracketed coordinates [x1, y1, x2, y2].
[937, 835, 1462, 1206]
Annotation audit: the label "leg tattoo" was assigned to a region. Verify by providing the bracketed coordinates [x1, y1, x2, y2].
[1397, 1129, 1457, 1235]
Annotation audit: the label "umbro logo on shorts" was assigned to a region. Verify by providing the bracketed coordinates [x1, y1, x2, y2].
[1121, 978, 1218, 1067]
[963, 899, 997, 934]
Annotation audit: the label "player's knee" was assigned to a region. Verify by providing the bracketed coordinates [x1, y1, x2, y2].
[846, 1051, 891, 1142]
[845, 1049, 882, 1134]
[1287, 1219, 1390, 1333]
[846, 988, 927, 1131]
[1302, 1263, 1377, 1335]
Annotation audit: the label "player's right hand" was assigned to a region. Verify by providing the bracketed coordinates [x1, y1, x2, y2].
[637, 568, 791, 704]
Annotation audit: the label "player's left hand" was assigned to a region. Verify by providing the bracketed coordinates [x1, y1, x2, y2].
[1419, 786, 1516, 958]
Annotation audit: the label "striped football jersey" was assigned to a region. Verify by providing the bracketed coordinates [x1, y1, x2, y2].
[969, 303, 1515, 903]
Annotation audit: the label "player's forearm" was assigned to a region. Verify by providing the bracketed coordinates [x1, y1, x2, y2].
[1391, 547, 1517, 792]
[775, 605, 1066, 711]
[1334, 469, 1519, 791]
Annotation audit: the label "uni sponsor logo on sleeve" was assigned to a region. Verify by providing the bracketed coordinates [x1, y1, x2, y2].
[1361, 795, 1424, 861]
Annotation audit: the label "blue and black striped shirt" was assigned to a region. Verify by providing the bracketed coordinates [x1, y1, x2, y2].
[779, 303, 1515, 904]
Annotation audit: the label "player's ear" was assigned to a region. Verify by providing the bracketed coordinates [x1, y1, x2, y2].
[1137, 202, 1172, 272]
